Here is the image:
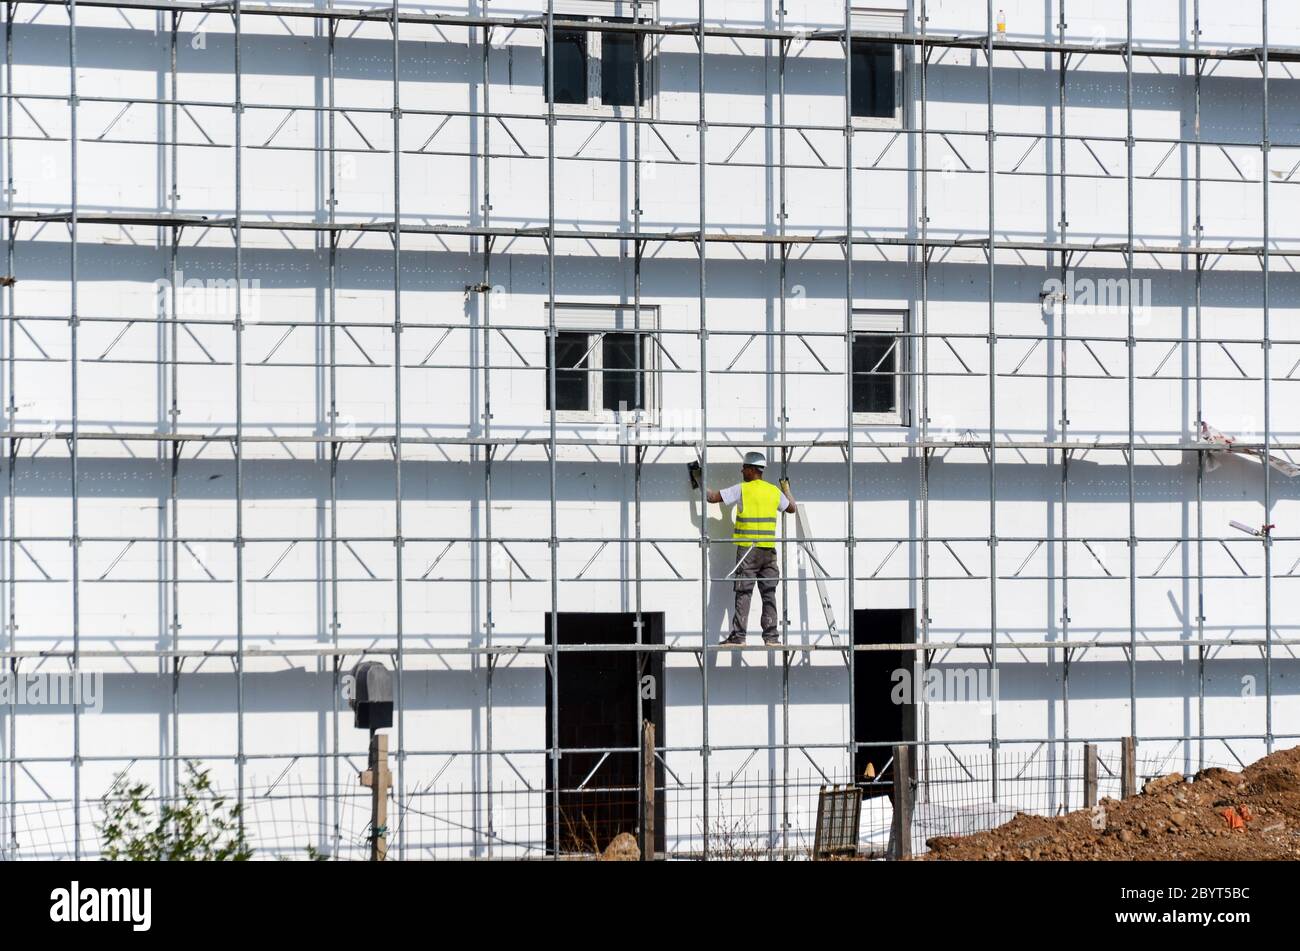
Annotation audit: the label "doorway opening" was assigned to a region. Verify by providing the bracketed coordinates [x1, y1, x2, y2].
[544, 611, 665, 855]
[853, 608, 916, 798]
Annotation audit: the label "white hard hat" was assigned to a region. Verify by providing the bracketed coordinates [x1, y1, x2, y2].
[743, 451, 767, 470]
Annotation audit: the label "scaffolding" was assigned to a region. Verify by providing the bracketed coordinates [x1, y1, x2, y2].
[1, 0, 1298, 859]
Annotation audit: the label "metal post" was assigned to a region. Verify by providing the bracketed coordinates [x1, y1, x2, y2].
[985, 0, 999, 802]
[389, 0, 406, 860]
[1124, 0, 1137, 748]
[167, 5, 182, 839]
[695, 0, 710, 860]
[67, 0, 81, 858]
[776, 0, 790, 859]
[1192, 0, 1206, 774]
[480, 1, 495, 859]
[2, 1, 13, 857]
[232, 0, 247, 846]
[1259, 0, 1273, 756]
[915, 0, 935, 800]
[842, 0, 857, 795]
[631, 0, 644, 868]
[326, 0, 341, 861]
[544, 0, 561, 859]
[1057, 0, 1071, 808]
[917, 0, 932, 800]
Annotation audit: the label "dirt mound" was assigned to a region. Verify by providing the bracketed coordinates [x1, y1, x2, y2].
[924, 746, 1300, 861]
[601, 832, 641, 861]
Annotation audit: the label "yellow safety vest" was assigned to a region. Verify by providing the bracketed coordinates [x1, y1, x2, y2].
[733, 479, 781, 549]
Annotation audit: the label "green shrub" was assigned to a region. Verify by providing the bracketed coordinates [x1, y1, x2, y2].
[98, 761, 253, 861]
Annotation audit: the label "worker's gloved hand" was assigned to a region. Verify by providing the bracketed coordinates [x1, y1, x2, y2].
[687, 460, 702, 490]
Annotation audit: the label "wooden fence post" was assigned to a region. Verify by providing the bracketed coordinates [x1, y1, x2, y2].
[892, 744, 912, 860]
[360, 731, 391, 861]
[641, 720, 655, 861]
[1121, 736, 1137, 799]
[1083, 743, 1098, 808]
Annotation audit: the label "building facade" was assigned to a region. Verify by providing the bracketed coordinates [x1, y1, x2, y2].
[2, 0, 1298, 858]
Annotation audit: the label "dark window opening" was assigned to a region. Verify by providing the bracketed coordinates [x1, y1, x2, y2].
[548, 18, 589, 104]
[853, 608, 915, 800]
[547, 331, 591, 411]
[851, 40, 896, 119]
[545, 612, 666, 857]
[546, 328, 651, 413]
[600, 18, 646, 106]
[852, 332, 899, 415]
[601, 332, 647, 411]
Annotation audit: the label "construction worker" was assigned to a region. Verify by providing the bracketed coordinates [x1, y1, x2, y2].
[705, 451, 796, 645]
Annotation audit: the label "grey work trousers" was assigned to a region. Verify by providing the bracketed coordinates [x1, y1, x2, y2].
[731, 545, 779, 636]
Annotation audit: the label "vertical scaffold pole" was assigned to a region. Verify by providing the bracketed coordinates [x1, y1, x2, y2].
[1260, 0, 1272, 754]
[696, 0, 710, 861]
[985, 0, 999, 802]
[233, 0, 247, 841]
[544, 0, 561, 859]
[389, 0, 407, 858]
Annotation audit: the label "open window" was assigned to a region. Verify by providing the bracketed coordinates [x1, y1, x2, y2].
[850, 7, 905, 128]
[852, 310, 908, 426]
[546, 1, 656, 115]
[545, 304, 659, 421]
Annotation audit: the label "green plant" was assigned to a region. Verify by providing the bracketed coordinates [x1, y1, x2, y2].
[98, 761, 253, 861]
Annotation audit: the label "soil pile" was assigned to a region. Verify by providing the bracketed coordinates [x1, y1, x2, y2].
[925, 746, 1300, 860]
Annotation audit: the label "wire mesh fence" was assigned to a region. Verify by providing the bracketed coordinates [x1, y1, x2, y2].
[0, 747, 1231, 860]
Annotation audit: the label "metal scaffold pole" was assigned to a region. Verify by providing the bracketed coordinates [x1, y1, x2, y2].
[776, 0, 789, 858]
[1260, 0, 1273, 754]
[389, 0, 406, 858]
[480, 0, 496, 859]
[166, 3, 181, 836]
[67, 0, 82, 859]
[842, 0, 857, 796]
[630, 0, 645, 861]
[2, 0, 13, 859]
[696, 0, 709, 861]
[1125, 0, 1137, 744]
[1193, 0, 1206, 774]
[1056, 0, 1072, 803]
[985, 0, 999, 803]
[233, 0, 247, 842]
[544, 0, 560, 859]
[326, 0, 342, 860]
[917, 0, 932, 800]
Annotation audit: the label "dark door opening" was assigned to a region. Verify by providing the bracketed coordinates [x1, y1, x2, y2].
[853, 608, 915, 799]
[545, 612, 665, 856]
